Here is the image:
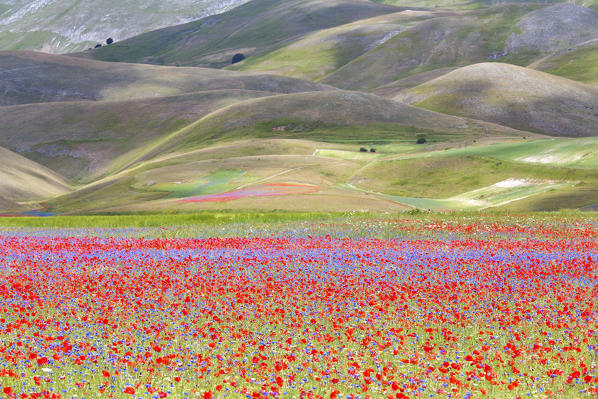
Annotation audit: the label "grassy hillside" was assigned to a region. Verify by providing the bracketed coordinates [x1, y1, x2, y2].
[229, 10, 448, 81]
[504, 3, 598, 54]
[397, 63, 598, 137]
[320, 4, 541, 91]
[534, 43, 598, 85]
[123, 90, 528, 162]
[0, 51, 332, 105]
[44, 134, 598, 213]
[79, 0, 401, 68]
[0, 146, 70, 205]
[0, 90, 278, 181]
[45, 139, 411, 213]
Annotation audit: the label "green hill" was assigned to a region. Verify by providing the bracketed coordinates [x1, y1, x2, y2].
[124, 90, 527, 161]
[79, 0, 401, 68]
[397, 63, 598, 137]
[320, 4, 543, 91]
[228, 10, 449, 81]
[533, 43, 598, 85]
[0, 51, 331, 105]
[0, 90, 280, 181]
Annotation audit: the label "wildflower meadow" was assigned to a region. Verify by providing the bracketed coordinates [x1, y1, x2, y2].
[0, 216, 596, 398]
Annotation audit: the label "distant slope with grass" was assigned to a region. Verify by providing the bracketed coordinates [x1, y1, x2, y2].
[0, 146, 70, 204]
[0, 90, 277, 181]
[505, 3, 598, 54]
[320, 4, 542, 91]
[533, 43, 598, 85]
[0, 51, 332, 105]
[127, 90, 528, 161]
[78, 0, 401, 68]
[229, 10, 448, 81]
[397, 63, 598, 137]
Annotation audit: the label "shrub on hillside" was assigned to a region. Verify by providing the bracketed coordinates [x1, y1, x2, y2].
[232, 53, 246, 64]
[416, 137, 427, 144]
[106, 38, 114, 45]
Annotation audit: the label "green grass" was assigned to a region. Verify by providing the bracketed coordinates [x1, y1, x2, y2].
[350, 154, 598, 197]
[150, 170, 249, 198]
[538, 44, 598, 84]
[344, 146, 598, 211]
[315, 149, 382, 160]
[0, 211, 356, 228]
[84, 0, 398, 67]
[230, 11, 431, 81]
[234, 42, 354, 80]
[0, 30, 90, 52]
[415, 138, 598, 169]
[321, 4, 541, 91]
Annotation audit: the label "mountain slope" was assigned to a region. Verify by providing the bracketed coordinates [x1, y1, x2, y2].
[0, 146, 70, 204]
[128, 90, 529, 162]
[396, 63, 598, 137]
[78, 0, 402, 67]
[320, 4, 542, 91]
[505, 3, 598, 54]
[229, 10, 449, 81]
[0, 51, 332, 105]
[533, 43, 598, 85]
[0, 90, 279, 181]
[0, 0, 250, 53]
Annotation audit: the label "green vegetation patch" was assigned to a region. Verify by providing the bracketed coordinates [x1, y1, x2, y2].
[420, 138, 598, 169]
[149, 170, 248, 198]
[539, 44, 598, 84]
[0, 211, 352, 228]
[382, 180, 570, 210]
[315, 149, 382, 160]
[350, 154, 594, 198]
[174, 119, 466, 151]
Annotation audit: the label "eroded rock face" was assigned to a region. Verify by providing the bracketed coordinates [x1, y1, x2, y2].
[506, 3, 598, 54]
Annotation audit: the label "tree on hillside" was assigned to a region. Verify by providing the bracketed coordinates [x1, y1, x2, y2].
[232, 53, 246, 64]
[94, 44, 102, 48]
[106, 38, 114, 45]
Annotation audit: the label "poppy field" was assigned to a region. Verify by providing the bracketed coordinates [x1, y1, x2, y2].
[0, 216, 596, 399]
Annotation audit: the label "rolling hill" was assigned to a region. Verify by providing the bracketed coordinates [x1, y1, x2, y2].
[396, 63, 598, 137]
[504, 3, 598, 54]
[320, 4, 543, 91]
[0, 51, 332, 105]
[0, 146, 70, 207]
[0, 90, 278, 181]
[2, 0, 598, 214]
[78, 0, 403, 67]
[228, 10, 451, 81]
[0, 0, 250, 53]
[533, 43, 598, 85]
